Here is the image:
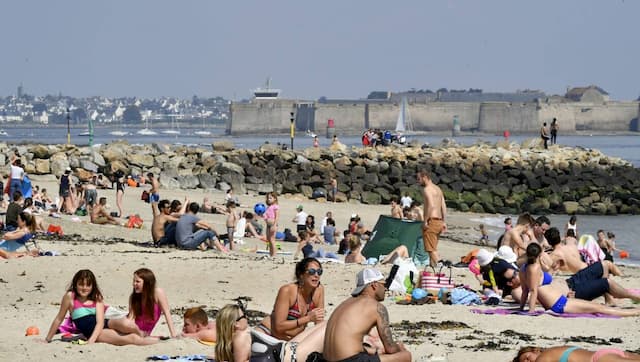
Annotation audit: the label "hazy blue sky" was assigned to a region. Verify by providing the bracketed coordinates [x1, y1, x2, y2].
[2, 1, 638, 100]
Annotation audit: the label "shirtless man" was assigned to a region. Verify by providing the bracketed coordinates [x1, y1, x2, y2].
[90, 197, 120, 225]
[524, 215, 551, 249]
[152, 199, 179, 247]
[417, 168, 447, 268]
[147, 173, 160, 204]
[225, 200, 239, 250]
[545, 227, 636, 304]
[503, 213, 534, 258]
[390, 196, 403, 219]
[323, 268, 411, 362]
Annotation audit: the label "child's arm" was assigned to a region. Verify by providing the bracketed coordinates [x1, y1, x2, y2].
[45, 292, 72, 342]
[157, 288, 177, 338]
[87, 301, 106, 343]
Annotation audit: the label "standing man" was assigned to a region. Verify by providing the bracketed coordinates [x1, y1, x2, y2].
[417, 168, 447, 268]
[323, 268, 411, 362]
[540, 122, 550, 149]
[292, 205, 308, 233]
[550, 118, 559, 145]
[147, 172, 160, 204]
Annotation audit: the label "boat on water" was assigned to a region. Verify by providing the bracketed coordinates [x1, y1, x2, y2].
[137, 128, 158, 136]
[109, 130, 129, 137]
[194, 130, 211, 136]
[393, 97, 414, 144]
[0, 129, 9, 136]
[78, 129, 92, 136]
[161, 129, 181, 135]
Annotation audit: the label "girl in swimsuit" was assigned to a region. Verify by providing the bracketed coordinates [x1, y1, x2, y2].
[115, 173, 125, 217]
[259, 258, 325, 340]
[217, 303, 325, 362]
[514, 345, 640, 362]
[128, 268, 177, 337]
[45, 269, 158, 345]
[520, 244, 640, 317]
[264, 192, 280, 257]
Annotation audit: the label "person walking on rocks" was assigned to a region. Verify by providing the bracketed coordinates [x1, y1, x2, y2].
[417, 168, 447, 267]
[550, 118, 559, 145]
[540, 122, 550, 149]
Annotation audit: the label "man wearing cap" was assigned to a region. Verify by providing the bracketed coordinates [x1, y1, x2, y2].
[323, 268, 411, 362]
[477, 248, 523, 302]
[417, 167, 447, 268]
[292, 205, 308, 233]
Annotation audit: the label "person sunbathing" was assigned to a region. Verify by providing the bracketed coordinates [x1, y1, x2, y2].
[90, 197, 120, 225]
[181, 307, 216, 343]
[257, 257, 325, 340]
[0, 248, 38, 259]
[0, 212, 37, 252]
[215, 302, 324, 362]
[513, 345, 640, 362]
[519, 243, 640, 317]
[345, 235, 366, 264]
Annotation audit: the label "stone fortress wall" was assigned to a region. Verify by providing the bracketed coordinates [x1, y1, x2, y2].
[228, 99, 640, 135]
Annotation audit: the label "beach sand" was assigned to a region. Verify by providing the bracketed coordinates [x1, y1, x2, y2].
[1, 175, 639, 361]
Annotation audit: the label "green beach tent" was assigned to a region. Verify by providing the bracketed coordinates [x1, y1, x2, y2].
[361, 215, 425, 261]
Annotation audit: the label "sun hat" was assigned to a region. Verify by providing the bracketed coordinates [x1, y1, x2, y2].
[297, 205, 303, 210]
[351, 268, 385, 297]
[497, 245, 517, 264]
[476, 249, 496, 267]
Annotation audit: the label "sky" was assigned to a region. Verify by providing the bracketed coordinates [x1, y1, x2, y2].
[1, 1, 639, 101]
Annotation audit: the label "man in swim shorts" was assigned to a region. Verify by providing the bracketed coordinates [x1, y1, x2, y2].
[417, 168, 447, 268]
[323, 268, 411, 362]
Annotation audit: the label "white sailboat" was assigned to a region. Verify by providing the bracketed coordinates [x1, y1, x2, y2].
[137, 116, 157, 136]
[162, 115, 181, 135]
[0, 130, 9, 136]
[194, 118, 211, 136]
[394, 97, 414, 144]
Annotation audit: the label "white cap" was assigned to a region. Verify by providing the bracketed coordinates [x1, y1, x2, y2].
[351, 268, 385, 296]
[65, 167, 72, 172]
[476, 249, 496, 267]
[497, 245, 517, 264]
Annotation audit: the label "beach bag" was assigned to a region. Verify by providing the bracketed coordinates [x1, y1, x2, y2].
[420, 265, 455, 290]
[47, 224, 64, 236]
[388, 259, 418, 295]
[141, 190, 149, 202]
[126, 214, 144, 229]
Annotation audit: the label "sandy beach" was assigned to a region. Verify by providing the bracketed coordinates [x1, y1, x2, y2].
[1, 175, 639, 362]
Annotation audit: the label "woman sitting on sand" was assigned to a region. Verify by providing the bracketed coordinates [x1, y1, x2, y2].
[304, 215, 323, 244]
[127, 268, 177, 337]
[0, 212, 37, 252]
[258, 258, 325, 340]
[520, 243, 640, 317]
[216, 302, 324, 362]
[45, 269, 158, 345]
[345, 235, 366, 264]
[513, 345, 640, 362]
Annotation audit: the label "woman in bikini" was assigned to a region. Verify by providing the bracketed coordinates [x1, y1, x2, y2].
[520, 243, 640, 317]
[514, 345, 640, 362]
[258, 257, 325, 340]
[127, 268, 177, 338]
[216, 302, 324, 362]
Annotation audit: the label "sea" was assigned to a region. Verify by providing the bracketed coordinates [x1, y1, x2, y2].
[2, 126, 639, 266]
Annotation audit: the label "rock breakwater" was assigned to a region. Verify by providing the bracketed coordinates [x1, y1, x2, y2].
[3, 139, 639, 215]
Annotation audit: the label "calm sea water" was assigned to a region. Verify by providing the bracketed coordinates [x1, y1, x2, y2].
[4, 126, 639, 265]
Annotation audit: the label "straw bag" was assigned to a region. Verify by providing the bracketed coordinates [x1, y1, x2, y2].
[420, 264, 455, 290]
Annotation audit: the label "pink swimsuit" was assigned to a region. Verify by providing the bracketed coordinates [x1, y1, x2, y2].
[591, 348, 626, 362]
[135, 303, 161, 335]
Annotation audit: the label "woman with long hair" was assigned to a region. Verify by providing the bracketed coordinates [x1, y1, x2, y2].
[216, 302, 324, 362]
[258, 257, 325, 340]
[128, 268, 177, 337]
[520, 243, 640, 317]
[0, 212, 38, 252]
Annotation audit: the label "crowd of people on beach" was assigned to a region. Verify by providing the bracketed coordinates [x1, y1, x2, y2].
[3, 147, 640, 361]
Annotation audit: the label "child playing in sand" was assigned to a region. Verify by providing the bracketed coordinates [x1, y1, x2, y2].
[225, 201, 239, 250]
[477, 224, 489, 246]
[127, 268, 177, 338]
[264, 192, 279, 257]
[45, 269, 158, 345]
[181, 307, 216, 343]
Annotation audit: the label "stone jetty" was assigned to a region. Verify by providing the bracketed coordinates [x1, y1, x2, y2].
[2, 139, 639, 215]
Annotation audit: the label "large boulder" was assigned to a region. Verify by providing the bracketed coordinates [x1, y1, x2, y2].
[563, 201, 580, 214]
[361, 191, 382, 205]
[212, 140, 235, 152]
[198, 173, 218, 189]
[34, 159, 51, 174]
[177, 175, 200, 189]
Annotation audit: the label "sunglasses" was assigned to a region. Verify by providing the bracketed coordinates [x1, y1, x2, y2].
[306, 268, 323, 276]
[506, 270, 519, 281]
[236, 314, 247, 322]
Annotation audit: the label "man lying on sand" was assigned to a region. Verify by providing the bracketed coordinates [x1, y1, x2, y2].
[180, 307, 216, 343]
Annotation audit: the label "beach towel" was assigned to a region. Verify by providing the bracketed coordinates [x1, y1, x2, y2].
[234, 218, 247, 244]
[577, 234, 606, 265]
[256, 250, 292, 256]
[146, 355, 211, 361]
[470, 308, 620, 319]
